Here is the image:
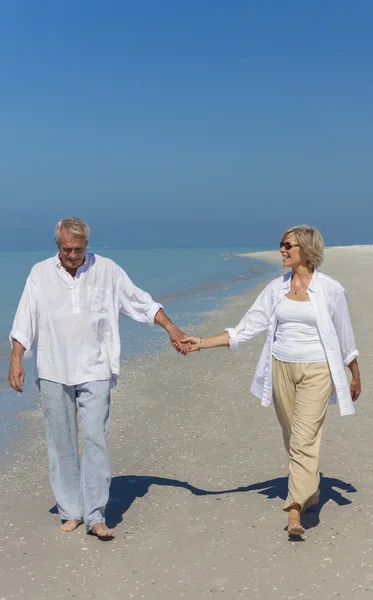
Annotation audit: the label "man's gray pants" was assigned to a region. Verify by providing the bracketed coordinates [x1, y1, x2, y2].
[39, 379, 111, 532]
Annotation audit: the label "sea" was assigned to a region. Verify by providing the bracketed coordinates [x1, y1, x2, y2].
[0, 246, 281, 456]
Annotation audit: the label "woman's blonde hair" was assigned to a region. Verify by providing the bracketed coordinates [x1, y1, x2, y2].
[281, 225, 324, 270]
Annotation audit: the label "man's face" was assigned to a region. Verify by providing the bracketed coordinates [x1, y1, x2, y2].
[58, 228, 87, 271]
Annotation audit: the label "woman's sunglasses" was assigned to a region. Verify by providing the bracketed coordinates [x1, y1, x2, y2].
[280, 242, 300, 250]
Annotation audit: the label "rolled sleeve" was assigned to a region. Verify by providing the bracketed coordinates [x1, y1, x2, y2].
[146, 302, 163, 326]
[343, 349, 359, 367]
[225, 327, 240, 350]
[9, 275, 38, 358]
[9, 330, 33, 358]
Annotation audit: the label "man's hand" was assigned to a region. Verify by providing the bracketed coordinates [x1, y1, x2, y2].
[168, 326, 191, 355]
[8, 359, 25, 392]
[153, 309, 191, 355]
[350, 377, 361, 402]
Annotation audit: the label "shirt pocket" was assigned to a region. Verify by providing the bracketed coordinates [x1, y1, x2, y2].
[87, 287, 110, 313]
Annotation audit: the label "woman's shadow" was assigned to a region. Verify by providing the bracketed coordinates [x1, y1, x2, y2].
[234, 473, 356, 531]
[104, 473, 356, 530]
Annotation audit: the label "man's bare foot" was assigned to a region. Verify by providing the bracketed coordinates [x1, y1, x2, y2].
[60, 519, 84, 532]
[287, 506, 305, 536]
[90, 523, 115, 538]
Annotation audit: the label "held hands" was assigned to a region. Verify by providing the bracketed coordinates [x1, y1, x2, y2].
[180, 336, 202, 352]
[168, 326, 192, 355]
[173, 336, 202, 354]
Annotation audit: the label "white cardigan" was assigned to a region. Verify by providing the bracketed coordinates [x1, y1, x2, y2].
[226, 270, 359, 416]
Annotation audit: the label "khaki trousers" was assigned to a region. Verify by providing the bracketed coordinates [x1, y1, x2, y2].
[272, 357, 333, 511]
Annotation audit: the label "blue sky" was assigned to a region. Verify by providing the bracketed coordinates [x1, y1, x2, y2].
[1, 1, 372, 248]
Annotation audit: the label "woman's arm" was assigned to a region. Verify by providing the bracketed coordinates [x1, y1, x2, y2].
[348, 358, 360, 379]
[332, 289, 359, 366]
[223, 281, 275, 350]
[182, 333, 229, 352]
[180, 280, 277, 353]
[348, 357, 361, 401]
[332, 289, 361, 401]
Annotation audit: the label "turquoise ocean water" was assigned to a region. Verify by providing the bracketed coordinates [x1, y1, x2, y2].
[0, 246, 280, 455]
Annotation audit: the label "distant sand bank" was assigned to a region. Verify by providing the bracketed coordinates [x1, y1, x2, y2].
[238, 244, 373, 264]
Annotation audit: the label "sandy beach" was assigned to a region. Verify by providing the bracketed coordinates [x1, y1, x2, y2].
[1, 245, 372, 600]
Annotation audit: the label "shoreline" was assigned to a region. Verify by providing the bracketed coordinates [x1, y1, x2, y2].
[0, 276, 275, 481]
[0, 253, 281, 458]
[1, 245, 373, 599]
[1, 242, 371, 485]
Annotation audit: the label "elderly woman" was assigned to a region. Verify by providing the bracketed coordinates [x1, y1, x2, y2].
[182, 225, 361, 536]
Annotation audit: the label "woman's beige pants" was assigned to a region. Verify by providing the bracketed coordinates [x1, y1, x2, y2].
[272, 357, 333, 511]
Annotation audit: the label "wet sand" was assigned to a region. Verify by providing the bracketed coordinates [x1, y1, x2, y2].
[0, 246, 372, 599]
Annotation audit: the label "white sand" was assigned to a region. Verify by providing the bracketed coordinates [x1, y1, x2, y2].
[0, 246, 372, 599]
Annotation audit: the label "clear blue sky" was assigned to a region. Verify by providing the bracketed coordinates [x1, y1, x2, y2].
[1, 0, 372, 249]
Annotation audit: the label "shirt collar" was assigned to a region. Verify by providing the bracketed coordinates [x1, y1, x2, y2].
[281, 269, 318, 292]
[54, 253, 92, 274]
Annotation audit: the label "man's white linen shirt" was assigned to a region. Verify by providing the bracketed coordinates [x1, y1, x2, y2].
[225, 270, 359, 416]
[10, 253, 163, 386]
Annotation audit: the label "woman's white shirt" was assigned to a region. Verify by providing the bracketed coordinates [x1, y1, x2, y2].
[272, 296, 327, 363]
[225, 270, 358, 416]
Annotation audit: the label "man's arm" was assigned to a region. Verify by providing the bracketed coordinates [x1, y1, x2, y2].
[8, 272, 38, 391]
[154, 308, 189, 355]
[116, 266, 189, 354]
[8, 340, 26, 392]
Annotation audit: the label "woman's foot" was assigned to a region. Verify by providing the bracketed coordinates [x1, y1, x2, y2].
[287, 506, 305, 536]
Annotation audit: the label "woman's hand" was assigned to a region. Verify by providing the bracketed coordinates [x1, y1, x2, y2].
[180, 336, 202, 353]
[348, 358, 361, 401]
[350, 377, 361, 402]
[178, 332, 230, 353]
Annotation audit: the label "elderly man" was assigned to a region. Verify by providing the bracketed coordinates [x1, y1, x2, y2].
[8, 217, 187, 538]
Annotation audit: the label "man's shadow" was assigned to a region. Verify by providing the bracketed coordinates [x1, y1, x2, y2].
[104, 473, 356, 530]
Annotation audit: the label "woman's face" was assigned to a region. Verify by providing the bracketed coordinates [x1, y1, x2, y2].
[279, 233, 302, 270]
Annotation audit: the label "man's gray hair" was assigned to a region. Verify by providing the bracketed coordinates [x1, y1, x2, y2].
[281, 225, 324, 270]
[55, 217, 90, 247]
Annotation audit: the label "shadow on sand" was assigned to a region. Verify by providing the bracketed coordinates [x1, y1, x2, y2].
[103, 473, 356, 530]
